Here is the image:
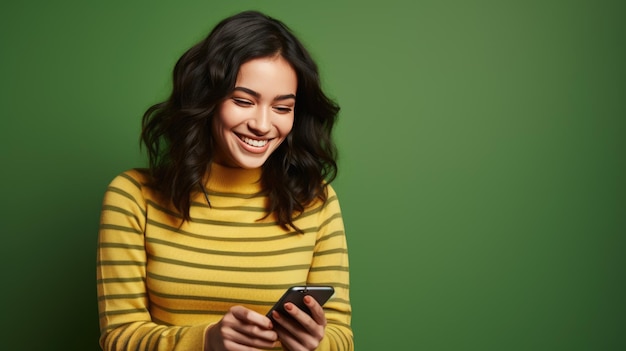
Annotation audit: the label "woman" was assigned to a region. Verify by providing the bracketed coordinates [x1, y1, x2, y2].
[96, 10, 353, 351]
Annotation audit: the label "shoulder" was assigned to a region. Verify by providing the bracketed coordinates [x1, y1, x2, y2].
[102, 168, 154, 207]
[310, 183, 343, 214]
[325, 183, 339, 199]
[106, 168, 150, 192]
[100, 169, 154, 229]
[321, 183, 341, 208]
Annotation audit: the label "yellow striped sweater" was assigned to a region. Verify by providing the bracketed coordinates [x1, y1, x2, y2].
[96, 162, 353, 350]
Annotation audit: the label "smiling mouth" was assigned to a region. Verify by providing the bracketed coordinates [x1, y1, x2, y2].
[239, 135, 270, 147]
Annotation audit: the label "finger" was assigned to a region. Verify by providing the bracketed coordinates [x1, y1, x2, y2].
[271, 309, 300, 330]
[272, 307, 314, 339]
[231, 305, 274, 329]
[214, 315, 278, 349]
[276, 303, 311, 329]
[231, 323, 278, 343]
[209, 318, 277, 351]
[303, 295, 327, 326]
[282, 301, 319, 330]
[229, 307, 277, 342]
[221, 325, 278, 348]
[274, 324, 299, 351]
[274, 322, 320, 351]
[275, 302, 325, 343]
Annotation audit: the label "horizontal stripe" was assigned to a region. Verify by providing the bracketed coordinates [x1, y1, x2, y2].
[97, 277, 144, 284]
[97, 260, 146, 266]
[187, 216, 279, 227]
[99, 242, 144, 250]
[307, 282, 350, 290]
[313, 248, 348, 256]
[107, 186, 146, 216]
[201, 204, 267, 212]
[145, 201, 277, 226]
[148, 272, 303, 289]
[190, 200, 267, 212]
[146, 237, 315, 256]
[151, 301, 233, 315]
[147, 255, 311, 272]
[145, 195, 333, 227]
[145, 199, 180, 218]
[147, 288, 274, 306]
[205, 189, 265, 199]
[145, 218, 315, 241]
[100, 320, 150, 335]
[101, 204, 142, 223]
[309, 265, 350, 272]
[98, 292, 147, 302]
[119, 172, 143, 189]
[99, 308, 148, 318]
[316, 230, 345, 244]
[317, 212, 343, 232]
[141, 289, 353, 311]
[329, 297, 351, 305]
[99, 224, 143, 235]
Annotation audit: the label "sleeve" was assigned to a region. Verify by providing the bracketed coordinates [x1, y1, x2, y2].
[307, 185, 354, 351]
[96, 171, 209, 351]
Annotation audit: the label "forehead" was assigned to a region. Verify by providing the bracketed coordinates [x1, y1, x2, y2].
[235, 56, 297, 94]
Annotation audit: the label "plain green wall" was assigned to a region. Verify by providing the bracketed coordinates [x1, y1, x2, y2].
[1, 1, 624, 350]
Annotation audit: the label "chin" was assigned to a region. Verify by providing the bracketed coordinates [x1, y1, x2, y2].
[232, 155, 271, 169]
[237, 162, 266, 169]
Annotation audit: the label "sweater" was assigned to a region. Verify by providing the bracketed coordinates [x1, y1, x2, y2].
[96, 162, 353, 350]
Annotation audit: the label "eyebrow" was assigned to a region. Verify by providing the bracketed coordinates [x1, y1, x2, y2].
[233, 86, 296, 102]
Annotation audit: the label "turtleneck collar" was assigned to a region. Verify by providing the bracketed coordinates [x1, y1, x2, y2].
[205, 162, 263, 194]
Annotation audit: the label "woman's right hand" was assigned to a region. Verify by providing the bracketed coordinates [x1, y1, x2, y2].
[205, 305, 278, 351]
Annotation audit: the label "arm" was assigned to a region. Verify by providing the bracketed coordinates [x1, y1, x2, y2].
[96, 171, 209, 350]
[310, 187, 353, 350]
[273, 186, 354, 350]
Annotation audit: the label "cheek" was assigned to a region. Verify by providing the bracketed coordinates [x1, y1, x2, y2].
[215, 103, 244, 130]
[277, 116, 295, 136]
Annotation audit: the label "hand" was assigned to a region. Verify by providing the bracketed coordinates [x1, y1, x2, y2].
[271, 295, 327, 351]
[206, 305, 278, 351]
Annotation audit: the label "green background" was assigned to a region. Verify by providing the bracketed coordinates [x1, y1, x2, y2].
[1, 0, 624, 350]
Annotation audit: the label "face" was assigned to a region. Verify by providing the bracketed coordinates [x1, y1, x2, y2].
[212, 55, 297, 169]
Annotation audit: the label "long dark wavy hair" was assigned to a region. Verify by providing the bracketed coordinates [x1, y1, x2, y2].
[140, 10, 339, 232]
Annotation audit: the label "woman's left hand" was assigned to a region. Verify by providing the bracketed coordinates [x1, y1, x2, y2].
[271, 295, 327, 351]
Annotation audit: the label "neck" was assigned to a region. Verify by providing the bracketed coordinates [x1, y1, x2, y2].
[204, 162, 263, 193]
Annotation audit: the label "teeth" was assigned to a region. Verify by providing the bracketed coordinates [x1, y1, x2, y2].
[241, 136, 268, 147]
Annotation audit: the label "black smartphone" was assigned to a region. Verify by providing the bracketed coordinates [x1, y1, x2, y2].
[266, 286, 335, 322]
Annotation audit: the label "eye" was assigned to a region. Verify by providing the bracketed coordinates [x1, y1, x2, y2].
[273, 106, 293, 114]
[232, 98, 253, 106]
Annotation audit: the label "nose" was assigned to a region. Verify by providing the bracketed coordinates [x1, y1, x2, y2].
[248, 107, 271, 135]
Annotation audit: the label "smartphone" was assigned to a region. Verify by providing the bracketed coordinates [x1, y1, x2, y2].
[266, 286, 334, 322]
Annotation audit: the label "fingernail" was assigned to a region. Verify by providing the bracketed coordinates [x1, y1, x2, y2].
[285, 303, 293, 311]
[272, 311, 281, 319]
[304, 296, 312, 303]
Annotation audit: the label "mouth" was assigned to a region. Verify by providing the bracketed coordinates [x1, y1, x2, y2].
[238, 134, 270, 148]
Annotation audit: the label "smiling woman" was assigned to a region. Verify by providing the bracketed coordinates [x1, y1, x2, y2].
[96, 10, 352, 351]
[212, 55, 297, 169]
